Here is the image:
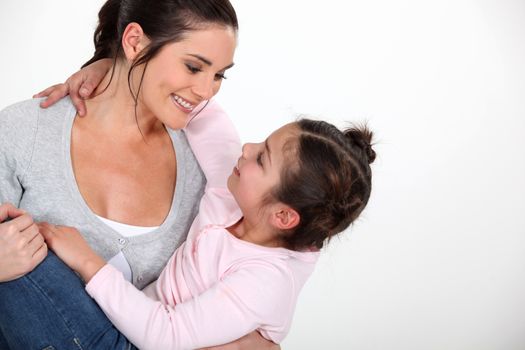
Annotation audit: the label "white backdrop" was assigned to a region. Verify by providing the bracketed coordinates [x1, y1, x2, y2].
[1, 1, 524, 349]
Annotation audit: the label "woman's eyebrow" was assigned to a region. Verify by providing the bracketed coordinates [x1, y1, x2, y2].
[188, 54, 235, 70]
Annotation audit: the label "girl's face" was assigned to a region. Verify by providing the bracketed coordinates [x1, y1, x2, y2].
[228, 123, 299, 221]
[137, 26, 236, 130]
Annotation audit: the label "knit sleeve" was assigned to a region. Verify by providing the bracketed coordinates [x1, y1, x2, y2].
[0, 100, 39, 207]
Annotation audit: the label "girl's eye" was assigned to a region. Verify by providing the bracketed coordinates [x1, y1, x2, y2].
[214, 73, 227, 81]
[185, 64, 202, 74]
[256, 152, 263, 166]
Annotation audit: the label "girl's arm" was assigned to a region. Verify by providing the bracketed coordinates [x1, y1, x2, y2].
[182, 100, 243, 230]
[183, 99, 241, 189]
[34, 58, 112, 116]
[85, 252, 294, 350]
[38, 223, 105, 283]
[39, 222, 287, 350]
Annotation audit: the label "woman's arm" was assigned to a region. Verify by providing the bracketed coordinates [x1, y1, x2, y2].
[34, 58, 112, 116]
[0, 104, 48, 281]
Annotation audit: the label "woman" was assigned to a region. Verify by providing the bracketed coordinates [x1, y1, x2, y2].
[0, 0, 276, 348]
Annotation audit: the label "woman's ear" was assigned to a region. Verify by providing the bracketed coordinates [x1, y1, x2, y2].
[121, 22, 150, 60]
[272, 207, 300, 231]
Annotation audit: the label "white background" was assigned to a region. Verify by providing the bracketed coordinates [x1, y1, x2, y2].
[1, 1, 524, 349]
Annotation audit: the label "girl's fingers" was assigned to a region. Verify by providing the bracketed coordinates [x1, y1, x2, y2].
[33, 84, 63, 98]
[70, 92, 87, 117]
[39, 84, 70, 108]
[79, 80, 96, 99]
[66, 75, 89, 116]
[37, 222, 58, 240]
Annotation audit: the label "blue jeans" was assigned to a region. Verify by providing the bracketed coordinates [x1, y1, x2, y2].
[0, 252, 135, 350]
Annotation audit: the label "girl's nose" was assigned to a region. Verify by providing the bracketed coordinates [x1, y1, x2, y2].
[241, 143, 255, 158]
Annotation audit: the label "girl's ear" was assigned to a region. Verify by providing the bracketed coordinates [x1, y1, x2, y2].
[121, 22, 150, 61]
[272, 207, 300, 231]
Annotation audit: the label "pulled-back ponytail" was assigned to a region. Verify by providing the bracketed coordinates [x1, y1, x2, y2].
[82, 0, 122, 68]
[273, 119, 376, 251]
[344, 124, 376, 166]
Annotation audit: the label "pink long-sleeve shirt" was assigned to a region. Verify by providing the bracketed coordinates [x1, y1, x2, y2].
[85, 101, 319, 350]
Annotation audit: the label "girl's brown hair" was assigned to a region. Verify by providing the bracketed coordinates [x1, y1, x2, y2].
[275, 119, 376, 251]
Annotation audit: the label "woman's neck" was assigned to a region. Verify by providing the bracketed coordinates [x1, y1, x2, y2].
[81, 62, 164, 138]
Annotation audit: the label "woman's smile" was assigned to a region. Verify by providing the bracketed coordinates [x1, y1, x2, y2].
[170, 93, 196, 112]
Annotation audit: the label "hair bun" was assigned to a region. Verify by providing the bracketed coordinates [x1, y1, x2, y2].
[344, 124, 376, 165]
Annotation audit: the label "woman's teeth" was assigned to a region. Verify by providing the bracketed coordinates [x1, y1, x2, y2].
[173, 95, 194, 110]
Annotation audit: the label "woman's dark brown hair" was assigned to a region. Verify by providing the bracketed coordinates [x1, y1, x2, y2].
[80, 0, 238, 132]
[275, 119, 376, 251]
[83, 0, 238, 68]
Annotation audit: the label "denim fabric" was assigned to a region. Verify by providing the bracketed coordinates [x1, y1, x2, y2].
[0, 252, 135, 350]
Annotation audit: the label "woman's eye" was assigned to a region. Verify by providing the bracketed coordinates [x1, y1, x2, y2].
[256, 152, 263, 166]
[214, 73, 227, 81]
[185, 64, 202, 74]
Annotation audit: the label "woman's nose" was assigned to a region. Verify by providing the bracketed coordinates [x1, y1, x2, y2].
[192, 75, 216, 101]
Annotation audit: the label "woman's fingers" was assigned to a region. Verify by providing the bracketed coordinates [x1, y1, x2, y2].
[0, 216, 46, 281]
[7, 214, 34, 234]
[0, 203, 24, 222]
[21, 223, 40, 243]
[31, 242, 48, 264]
[26, 228, 46, 255]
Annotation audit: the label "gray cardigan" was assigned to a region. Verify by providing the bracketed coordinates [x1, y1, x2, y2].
[0, 98, 205, 289]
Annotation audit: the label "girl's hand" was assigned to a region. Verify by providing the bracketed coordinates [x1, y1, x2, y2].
[33, 58, 112, 117]
[38, 222, 106, 283]
[0, 203, 47, 282]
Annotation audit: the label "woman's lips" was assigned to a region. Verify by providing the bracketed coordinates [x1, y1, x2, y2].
[170, 94, 195, 113]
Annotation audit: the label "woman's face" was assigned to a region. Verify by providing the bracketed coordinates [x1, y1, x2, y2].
[137, 26, 236, 130]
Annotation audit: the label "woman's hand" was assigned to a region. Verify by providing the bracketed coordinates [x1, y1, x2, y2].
[0, 203, 47, 282]
[33, 58, 112, 116]
[200, 331, 281, 350]
[38, 222, 106, 283]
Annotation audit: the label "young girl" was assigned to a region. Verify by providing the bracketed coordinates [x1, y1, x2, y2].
[39, 117, 376, 349]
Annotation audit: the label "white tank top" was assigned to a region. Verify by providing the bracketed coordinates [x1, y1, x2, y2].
[96, 215, 159, 282]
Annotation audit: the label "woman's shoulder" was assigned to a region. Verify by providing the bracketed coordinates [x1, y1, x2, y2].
[0, 98, 41, 123]
[0, 97, 74, 127]
[0, 99, 43, 147]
